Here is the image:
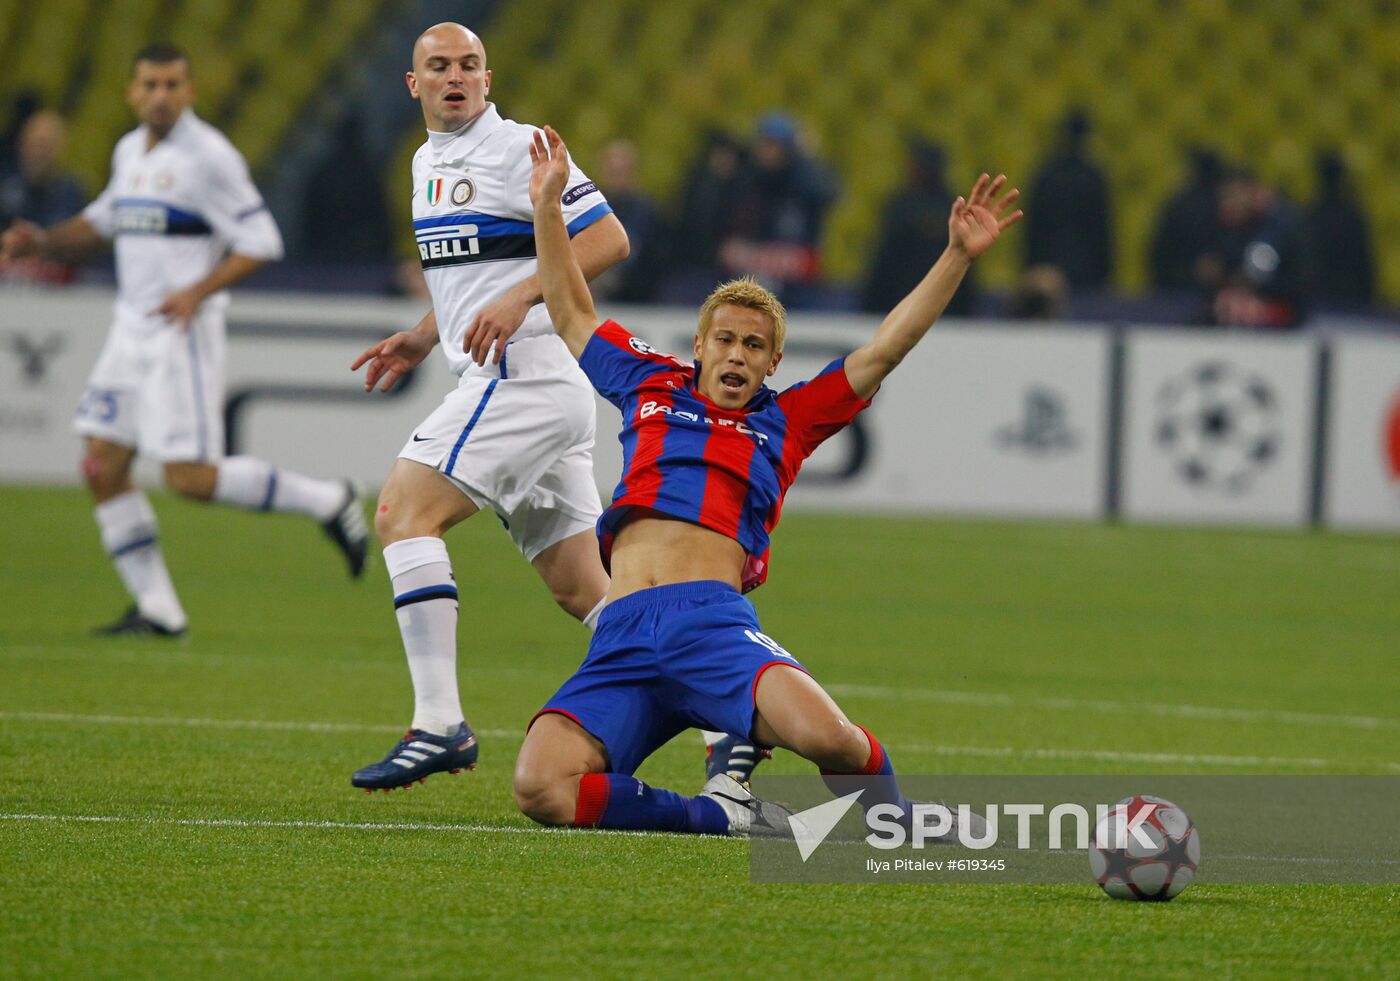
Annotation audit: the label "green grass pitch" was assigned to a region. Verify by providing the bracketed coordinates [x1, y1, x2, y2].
[2, 485, 1397, 978]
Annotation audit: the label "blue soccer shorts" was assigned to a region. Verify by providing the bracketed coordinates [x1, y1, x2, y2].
[530, 580, 808, 775]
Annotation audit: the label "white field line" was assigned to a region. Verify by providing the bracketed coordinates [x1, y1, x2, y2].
[897, 741, 1354, 770]
[0, 710, 519, 741]
[0, 812, 686, 838]
[824, 684, 1400, 732]
[8, 645, 1391, 733]
[2, 710, 1395, 772]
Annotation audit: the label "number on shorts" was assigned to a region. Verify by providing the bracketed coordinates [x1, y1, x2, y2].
[745, 628, 795, 660]
[78, 387, 119, 423]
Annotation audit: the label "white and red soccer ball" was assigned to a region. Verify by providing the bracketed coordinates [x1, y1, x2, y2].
[1089, 795, 1200, 901]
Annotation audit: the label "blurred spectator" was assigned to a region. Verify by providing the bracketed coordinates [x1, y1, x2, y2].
[1024, 108, 1112, 289]
[592, 138, 664, 302]
[720, 112, 840, 298]
[1305, 151, 1374, 303]
[1148, 146, 1225, 291]
[1006, 265, 1069, 320]
[0, 90, 41, 170]
[0, 109, 87, 284]
[301, 114, 389, 260]
[0, 110, 86, 227]
[672, 129, 749, 282]
[1206, 169, 1311, 329]
[860, 139, 975, 317]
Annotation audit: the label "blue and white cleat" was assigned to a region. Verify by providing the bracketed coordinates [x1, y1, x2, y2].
[705, 734, 771, 786]
[352, 722, 478, 792]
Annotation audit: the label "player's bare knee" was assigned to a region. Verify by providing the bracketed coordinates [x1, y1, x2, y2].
[163, 464, 214, 501]
[552, 585, 595, 621]
[81, 453, 117, 494]
[512, 768, 574, 826]
[374, 499, 439, 545]
[806, 718, 869, 772]
[372, 501, 401, 544]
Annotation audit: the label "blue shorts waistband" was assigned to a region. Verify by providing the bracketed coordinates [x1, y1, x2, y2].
[599, 580, 739, 620]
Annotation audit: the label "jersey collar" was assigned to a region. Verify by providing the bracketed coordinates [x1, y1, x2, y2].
[425, 103, 503, 162]
[142, 108, 196, 150]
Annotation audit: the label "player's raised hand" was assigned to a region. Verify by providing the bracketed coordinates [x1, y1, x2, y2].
[352, 329, 434, 392]
[528, 126, 571, 211]
[948, 174, 1022, 262]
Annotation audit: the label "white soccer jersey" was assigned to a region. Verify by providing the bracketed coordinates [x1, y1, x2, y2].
[82, 109, 283, 326]
[411, 103, 612, 376]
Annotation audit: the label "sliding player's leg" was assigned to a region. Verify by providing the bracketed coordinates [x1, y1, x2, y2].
[516, 586, 789, 837]
[351, 458, 479, 791]
[751, 664, 916, 823]
[516, 708, 740, 836]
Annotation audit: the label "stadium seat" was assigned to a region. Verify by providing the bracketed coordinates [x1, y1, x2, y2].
[11, 0, 1395, 300]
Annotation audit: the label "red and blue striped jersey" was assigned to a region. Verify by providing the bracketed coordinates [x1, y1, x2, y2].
[579, 319, 872, 592]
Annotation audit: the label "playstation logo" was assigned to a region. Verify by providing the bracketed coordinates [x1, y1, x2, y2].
[996, 386, 1077, 455]
[6, 331, 65, 386]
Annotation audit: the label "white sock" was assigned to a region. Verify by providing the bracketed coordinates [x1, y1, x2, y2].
[582, 597, 605, 631]
[213, 455, 345, 522]
[95, 490, 187, 630]
[701, 730, 727, 747]
[384, 536, 463, 736]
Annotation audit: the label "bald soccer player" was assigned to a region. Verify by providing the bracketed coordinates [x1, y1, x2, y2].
[349, 25, 772, 791]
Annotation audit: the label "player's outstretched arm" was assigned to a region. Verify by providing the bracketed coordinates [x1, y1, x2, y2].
[0, 215, 105, 264]
[843, 174, 1022, 400]
[528, 126, 601, 360]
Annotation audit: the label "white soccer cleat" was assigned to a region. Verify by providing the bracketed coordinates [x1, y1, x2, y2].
[700, 774, 805, 839]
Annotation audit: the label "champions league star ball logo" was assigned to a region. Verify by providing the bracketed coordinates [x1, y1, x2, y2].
[1154, 361, 1281, 495]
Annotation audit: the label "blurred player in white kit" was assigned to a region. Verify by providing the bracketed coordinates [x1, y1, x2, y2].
[0, 43, 369, 637]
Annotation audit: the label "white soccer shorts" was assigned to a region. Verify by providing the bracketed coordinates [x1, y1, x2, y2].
[398, 333, 603, 561]
[73, 307, 226, 462]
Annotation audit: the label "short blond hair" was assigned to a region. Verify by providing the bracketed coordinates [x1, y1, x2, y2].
[696, 277, 787, 353]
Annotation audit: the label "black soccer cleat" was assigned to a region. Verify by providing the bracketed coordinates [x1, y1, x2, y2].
[93, 604, 187, 638]
[705, 734, 772, 786]
[322, 480, 370, 578]
[351, 722, 479, 792]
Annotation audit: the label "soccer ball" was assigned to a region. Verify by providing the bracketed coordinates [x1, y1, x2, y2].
[1154, 360, 1280, 495]
[1089, 795, 1200, 901]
